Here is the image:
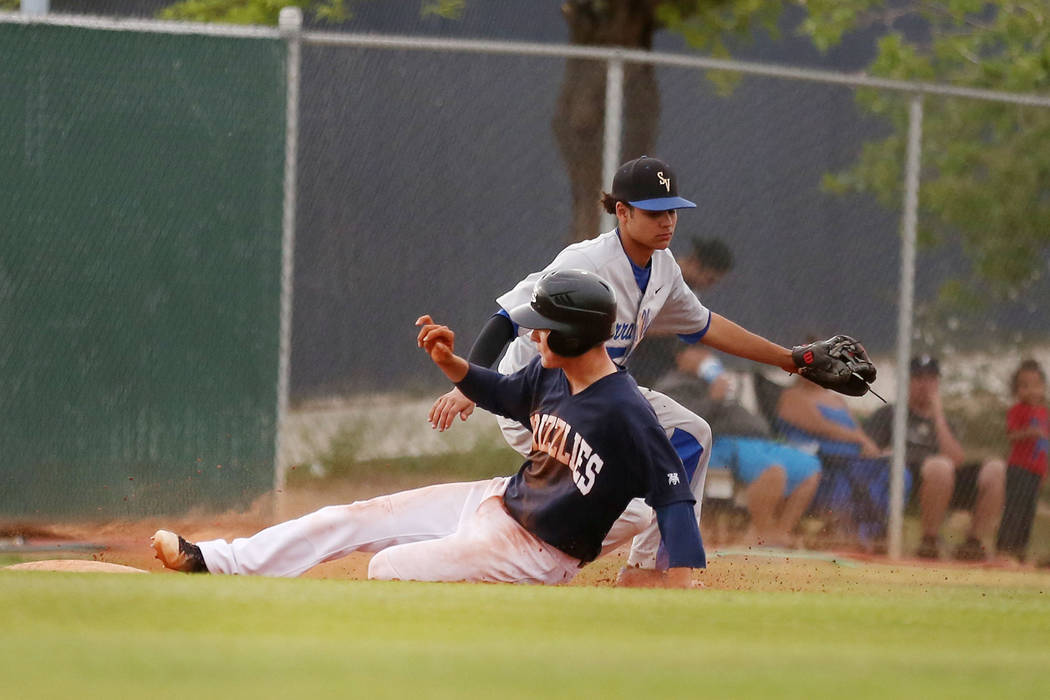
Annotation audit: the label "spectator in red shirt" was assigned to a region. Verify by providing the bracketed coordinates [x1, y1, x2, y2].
[996, 359, 1049, 563]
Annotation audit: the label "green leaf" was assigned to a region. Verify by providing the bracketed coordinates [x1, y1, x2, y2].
[421, 0, 464, 20]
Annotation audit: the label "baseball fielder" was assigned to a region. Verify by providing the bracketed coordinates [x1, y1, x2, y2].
[153, 270, 705, 586]
[429, 156, 876, 583]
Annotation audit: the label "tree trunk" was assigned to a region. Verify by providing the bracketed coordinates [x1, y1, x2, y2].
[554, 1, 661, 243]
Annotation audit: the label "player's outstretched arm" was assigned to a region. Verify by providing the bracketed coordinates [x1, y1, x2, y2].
[701, 313, 796, 373]
[416, 315, 469, 383]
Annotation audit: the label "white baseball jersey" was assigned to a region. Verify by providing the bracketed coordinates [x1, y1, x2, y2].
[496, 229, 712, 376]
[492, 228, 714, 569]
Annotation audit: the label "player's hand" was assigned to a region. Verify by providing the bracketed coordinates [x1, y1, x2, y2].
[416, 315, 470, 389]
[616, 566, 666, 588]
[664, 567, 704, 589]
[791, 335, 876, 397]
[428, 387, 475, 431]
[416, 315, 455, 363]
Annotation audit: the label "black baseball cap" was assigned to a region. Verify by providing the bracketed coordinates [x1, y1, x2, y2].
[910, 355, 940, 376]
[611, 156, 697, 211]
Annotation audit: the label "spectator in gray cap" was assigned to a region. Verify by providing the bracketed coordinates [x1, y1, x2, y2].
[864, 356, 1006, 560]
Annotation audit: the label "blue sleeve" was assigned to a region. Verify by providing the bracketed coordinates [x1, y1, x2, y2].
[455, 363, 534, 426]
[676, 312, 712, 344]
[655, 501, 706, 569]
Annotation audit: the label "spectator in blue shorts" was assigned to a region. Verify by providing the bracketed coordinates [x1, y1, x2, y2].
[656, 345, 820, 548]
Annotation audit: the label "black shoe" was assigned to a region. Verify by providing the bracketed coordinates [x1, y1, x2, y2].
[953, 537, 987, 562]
[151, 530, 208, 573]
[916, 535, 940, 560]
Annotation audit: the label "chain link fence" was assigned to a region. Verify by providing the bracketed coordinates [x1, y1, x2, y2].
[3, 11, 1048, 562]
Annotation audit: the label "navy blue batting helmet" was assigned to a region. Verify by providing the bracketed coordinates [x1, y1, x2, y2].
[509, 269, 617, 357]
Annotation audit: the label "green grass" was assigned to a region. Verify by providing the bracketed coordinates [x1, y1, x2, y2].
[3, 569, 1049, 699]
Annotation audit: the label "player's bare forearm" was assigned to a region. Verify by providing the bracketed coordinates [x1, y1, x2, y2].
[434, 354, 469, 383]
[416, 315, 469, 383]
[702, 313, 795, 373]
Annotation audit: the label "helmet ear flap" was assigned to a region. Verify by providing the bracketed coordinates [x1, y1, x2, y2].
[547, 331, 586, 357]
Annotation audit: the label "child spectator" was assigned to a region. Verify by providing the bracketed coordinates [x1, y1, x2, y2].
[996, 359, 1049, 563]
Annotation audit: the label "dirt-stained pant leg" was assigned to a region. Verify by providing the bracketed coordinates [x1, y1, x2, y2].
[198, 478, 505, 577]
[497, 389, 712, 569]
[625, 387, 711, 569]
[368, 488, 581, 584]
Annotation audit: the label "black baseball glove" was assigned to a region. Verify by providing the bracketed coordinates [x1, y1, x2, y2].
[791, 335, 876, 397]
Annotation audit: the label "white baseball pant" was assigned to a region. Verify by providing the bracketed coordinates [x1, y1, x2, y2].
[197, 476, 652, 583]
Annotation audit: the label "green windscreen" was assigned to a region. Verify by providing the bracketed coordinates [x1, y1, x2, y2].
[0, 22, 286, 518]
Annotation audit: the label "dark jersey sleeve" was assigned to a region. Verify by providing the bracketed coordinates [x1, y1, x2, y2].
[634, 422, 695, 510]
[656, 501, 706, 568]
[466, 312, 516, 368]
[455, 361, 536, 426]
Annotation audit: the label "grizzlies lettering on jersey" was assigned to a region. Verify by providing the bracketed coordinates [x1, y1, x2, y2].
[529, 413, 604, 495]
[496, 229, 711, 376]
[455, 356, 695, 562]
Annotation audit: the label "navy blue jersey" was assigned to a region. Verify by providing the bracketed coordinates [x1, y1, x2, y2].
[456, 357, 695, 562]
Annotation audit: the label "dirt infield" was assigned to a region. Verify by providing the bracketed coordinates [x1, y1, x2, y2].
[3, 477, 1047, 590]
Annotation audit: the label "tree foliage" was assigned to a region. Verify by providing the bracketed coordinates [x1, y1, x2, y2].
[659, 1, 1050, 337]
[800, 1, 1050, 305]
[159, 0, 462, 24]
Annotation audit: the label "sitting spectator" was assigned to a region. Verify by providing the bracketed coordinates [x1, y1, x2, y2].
[864, 356, 1005, 561]
[775, 374, 911, 549]
[629, 237, 734, 387]
[656, 345, 821, 548]
[677, 237, 735, 291]
[996, 359, 1049, 564]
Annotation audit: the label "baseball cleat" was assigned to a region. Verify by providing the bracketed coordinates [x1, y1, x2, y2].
[151, 530, 208, 573]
